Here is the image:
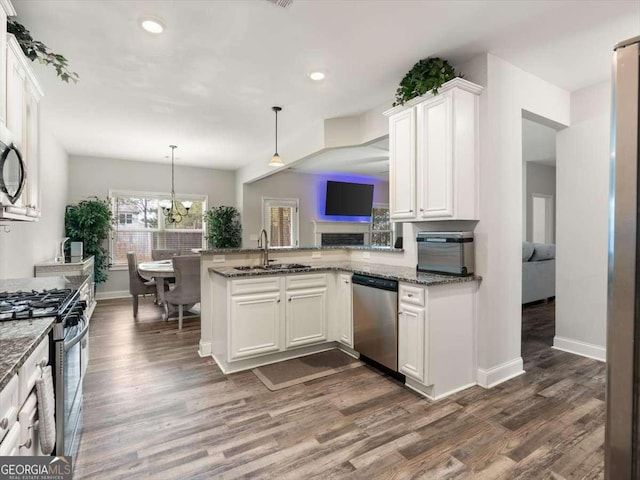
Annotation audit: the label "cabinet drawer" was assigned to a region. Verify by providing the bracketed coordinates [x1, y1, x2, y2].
[231, 276, 280, 295]
[18, 393, 40, 456]
[0, 421, 20, 456]
[285, 274, 327, 290]
[18, 337, 49, 406]
[400, 285, 425, 306]
[0, 375, 19, 443]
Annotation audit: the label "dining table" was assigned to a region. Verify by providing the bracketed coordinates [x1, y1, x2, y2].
[137, 260, 175, 319]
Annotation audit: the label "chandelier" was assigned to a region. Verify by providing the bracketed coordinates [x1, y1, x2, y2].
[160, 145, 192, 224]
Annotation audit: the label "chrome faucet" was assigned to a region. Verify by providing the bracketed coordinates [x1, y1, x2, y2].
[258, 229, 269, 266]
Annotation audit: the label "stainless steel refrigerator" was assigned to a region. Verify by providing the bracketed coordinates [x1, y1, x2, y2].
[607, 35, 640, 479]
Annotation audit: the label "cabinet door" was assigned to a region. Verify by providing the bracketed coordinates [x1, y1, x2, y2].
[398, 303, 425, 382]
[0, 8, 7, 125]
[389, 109, 416, 219]
[337, 274, 353, 347]
[286, 288, 327, 348]
[229, 292, 281, 360]
[417, 93, 454, 219]
[6, 44, 25, 149]
[24, 85, 40, 213]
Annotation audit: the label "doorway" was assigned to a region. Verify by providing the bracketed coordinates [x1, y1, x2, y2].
[521, 117, 557, 366]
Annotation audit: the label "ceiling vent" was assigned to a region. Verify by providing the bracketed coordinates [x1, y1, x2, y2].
[265, 0, 293, 8]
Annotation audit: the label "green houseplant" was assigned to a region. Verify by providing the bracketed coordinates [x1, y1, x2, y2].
[7, 18, 79, 83]
[393, 57, 459, 106]
[204, 206, 242, 249]
[65, 198, 112, 284]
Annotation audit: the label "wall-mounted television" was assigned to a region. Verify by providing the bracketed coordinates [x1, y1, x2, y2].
[325, 181, 374, 216]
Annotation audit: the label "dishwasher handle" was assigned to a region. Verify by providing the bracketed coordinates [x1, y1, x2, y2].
[351, 274, 398, 292]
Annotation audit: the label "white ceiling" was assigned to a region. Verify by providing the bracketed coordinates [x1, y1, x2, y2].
[13, 0, 639, 171]
[522, 118, 557, 166]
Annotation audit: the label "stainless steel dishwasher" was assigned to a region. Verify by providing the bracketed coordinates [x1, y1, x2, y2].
[352, 274, 399, 372]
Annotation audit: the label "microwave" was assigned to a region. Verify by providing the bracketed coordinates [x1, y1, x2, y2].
[417, 231, 474, 276]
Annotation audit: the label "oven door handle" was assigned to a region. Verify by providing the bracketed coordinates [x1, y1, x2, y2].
[64, 315, 89, 352]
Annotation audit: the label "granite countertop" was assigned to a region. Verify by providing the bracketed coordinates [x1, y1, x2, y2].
[200, 246, 404, 255]
[35, 255, 94, 267]
[0, 317, 56, 390]
[0, 275, 90, 292]
[209, 261, 480, 287]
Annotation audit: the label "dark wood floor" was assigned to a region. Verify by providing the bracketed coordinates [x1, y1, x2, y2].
[74, 297, 605, 479]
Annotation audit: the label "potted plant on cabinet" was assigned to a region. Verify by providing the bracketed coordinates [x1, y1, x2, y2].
[204, 206, 242, 249]
[393, 57, 459, 106]
[64, 197, 112, 283]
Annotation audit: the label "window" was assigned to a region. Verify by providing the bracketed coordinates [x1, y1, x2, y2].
[262, 198, 299, 248]
[371, 204, 392, 247]
[110, 191, 207, 266]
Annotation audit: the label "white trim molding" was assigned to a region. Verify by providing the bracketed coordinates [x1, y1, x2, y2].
[477, 357, 525, 388]
[553, 336, 606, 362]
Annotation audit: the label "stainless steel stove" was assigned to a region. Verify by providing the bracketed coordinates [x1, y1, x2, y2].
[0, 287, 88, 458]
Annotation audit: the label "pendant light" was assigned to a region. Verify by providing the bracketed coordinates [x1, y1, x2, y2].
[268, 106, 283, 167]
[160, 145, 192, 224]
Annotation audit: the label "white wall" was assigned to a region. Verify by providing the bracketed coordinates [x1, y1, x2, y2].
[67, 155, 236, 297]
[555, 81, 610, 361]
[459, 53, 570, 387]
[525, 162, 556, 242]
[242, 170, 389, 247]
[0, 128, 68, 278]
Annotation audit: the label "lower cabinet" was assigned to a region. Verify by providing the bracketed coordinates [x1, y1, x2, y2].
[227, 274, 329, 362]
[398, 303, 426, 382]
[286, 288, 327, 348]
[229, 291, 282, 360]
[336, 274, 353, 347]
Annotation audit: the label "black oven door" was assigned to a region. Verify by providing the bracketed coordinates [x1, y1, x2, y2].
[63, 314, 88, 458]
[0, 142, 26, 204]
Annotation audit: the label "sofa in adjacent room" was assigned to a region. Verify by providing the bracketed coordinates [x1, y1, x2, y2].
[522, 242, 556, 304]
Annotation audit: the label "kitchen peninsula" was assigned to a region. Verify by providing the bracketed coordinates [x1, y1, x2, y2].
[200, 246, 480, 401]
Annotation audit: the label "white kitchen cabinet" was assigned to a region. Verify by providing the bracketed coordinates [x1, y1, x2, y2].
[389, 108, 416, 219]
[384, 78, 482, 222]
[285, 288, 327, 348]
[0, 0, 14, 125]
[0, 421, 20, 456]
[229, 291, 282, 360]
[398, 303, 426, 382]
[398, 281, 477, 400]
[0, 375, 19, 443]
[336, 273, 353, 347]
[1, 34, 43, 221]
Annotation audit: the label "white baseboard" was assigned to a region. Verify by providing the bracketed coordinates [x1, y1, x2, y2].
[95, 290, 130, 301]
[198, 340, 212, 357]
[477, 357, 524, 388]
[553, 336, 606, 362]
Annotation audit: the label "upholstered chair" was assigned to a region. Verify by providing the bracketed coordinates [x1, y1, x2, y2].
[164, 255, 201, 329]
[127, 252, 157, 317]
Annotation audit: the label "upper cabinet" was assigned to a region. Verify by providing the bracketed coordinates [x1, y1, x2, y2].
[384, 78, 482, 222]
[1, 32, 43, 221]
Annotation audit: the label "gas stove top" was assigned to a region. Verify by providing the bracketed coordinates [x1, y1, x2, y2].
[0, 288, 76, 321]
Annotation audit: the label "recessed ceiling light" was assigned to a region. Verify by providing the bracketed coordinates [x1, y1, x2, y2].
[141, 17, 165, 34]
[308, 71, 326, 81]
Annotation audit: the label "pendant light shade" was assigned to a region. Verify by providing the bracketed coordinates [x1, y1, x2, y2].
[269, 106, 283, 167]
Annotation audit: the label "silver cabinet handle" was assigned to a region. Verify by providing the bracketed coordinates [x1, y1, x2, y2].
[288, 298, 292, 302]
[407, 293, 413, 297]
[420, 208, 424, 212]
[20, 438, 32, 449]
[0, 417, 7, 429]
[277, 299, 281, 303]
[344, 280, 350, 284]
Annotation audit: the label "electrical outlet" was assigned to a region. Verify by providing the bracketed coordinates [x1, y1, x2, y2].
[250, 234, 258, 241]
[363, 252, 371, 259]
[311, 252, 321, 259]
[213, 255, 225, 263]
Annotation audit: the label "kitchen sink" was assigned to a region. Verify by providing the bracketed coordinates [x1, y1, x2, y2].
[263, 263, 311, 270]
[233, 266, 266, 271]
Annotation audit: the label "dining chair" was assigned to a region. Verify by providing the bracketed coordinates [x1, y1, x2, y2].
[164, 255, 200, 329]
[127, 252, 157, 318]
[151, 249, 181, 261]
